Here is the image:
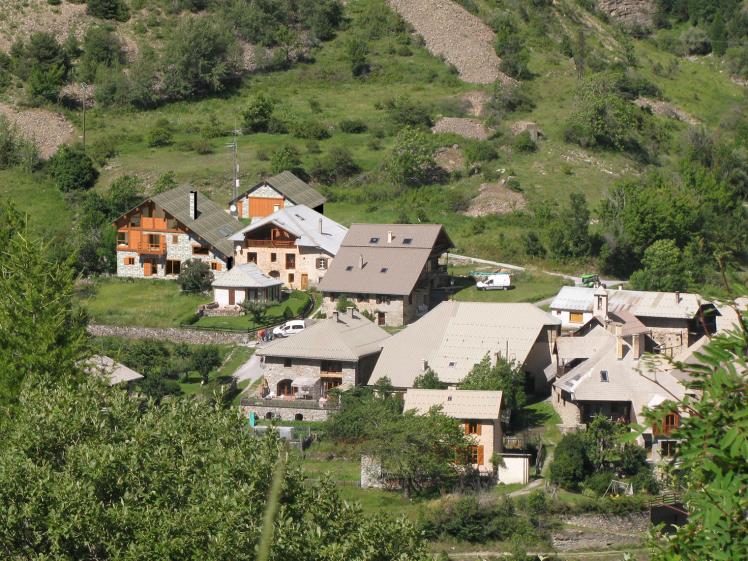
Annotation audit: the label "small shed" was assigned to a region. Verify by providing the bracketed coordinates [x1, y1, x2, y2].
[212, 263, 283, 307]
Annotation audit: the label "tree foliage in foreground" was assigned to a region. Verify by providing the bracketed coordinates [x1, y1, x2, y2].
[460, 353, 526, 413]
[641, 313, 748, 561]
[0, 378, 427, 560]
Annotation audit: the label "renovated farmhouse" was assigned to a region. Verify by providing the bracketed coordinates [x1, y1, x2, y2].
[228, 171, 325, 220]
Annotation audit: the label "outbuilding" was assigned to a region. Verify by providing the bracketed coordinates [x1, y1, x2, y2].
[212, 263, 283, 307]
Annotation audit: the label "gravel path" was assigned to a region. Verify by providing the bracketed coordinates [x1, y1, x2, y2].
[387, 0, 513, 85]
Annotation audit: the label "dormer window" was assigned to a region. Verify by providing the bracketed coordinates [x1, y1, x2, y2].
[448, 361, 456, 367]
[345, 265, 354, 271]
[600, 370, 609, 382]
[403, 238, 412, 245]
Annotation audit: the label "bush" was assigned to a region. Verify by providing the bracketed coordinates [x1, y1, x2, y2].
[680, 27, 711, 55]
[289, 119, 330, 140]
[726, 46, 748, 79]
[271, 145, 306, 178]
[346, 35, 370, 77]
[384, 96, 433, 128]
[549, 432, 588, 490]
[619, 442, 648, 476]
[527, 490, 547, 516]
[78, 25, 123, 82]
[339, 119, 368, 133]
[177, 259, 213, 292]
[464, 141, 498, 163]
[522, 231, 546, 258]
[584, 471, 615, 497]
[147, 125, 174, 147]
[487, 81, 535, 116]
[514, 131, 537, 152]
[310, 147, 361, 185]
[242, 92, 275, 133]
[386, 127, 436, 186]
[190, 345, 221, 383]
[47, 146, 97, 192]
[631, 468, 659, 494]
[89, 135, 119, 166]
[87, 0, 130, 21]
[0, 115, 39, 171]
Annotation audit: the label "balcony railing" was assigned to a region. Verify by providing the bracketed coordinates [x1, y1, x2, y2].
[135, 238, 166, 255]
[240, 396, 340, 410]
[245, 239, 296, 248]
[126, 218, 177, 231]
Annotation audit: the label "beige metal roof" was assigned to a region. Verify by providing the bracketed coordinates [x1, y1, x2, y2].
[257, 310, 390, 361]
[84, 355, 144, 386]
[318, 224, 453, 296]
[151, 185, 242, 257]
[555, 325, 614, 362]
[212, 263, 282, 289]
[404, 388, 503, 420]
[233, 171, 326, 209]
[369, 301, 561, 387]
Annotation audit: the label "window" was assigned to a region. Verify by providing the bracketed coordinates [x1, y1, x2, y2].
[165, 260, 181, 275]
[117, 231, 128, 246]
[285, 254, 295, 269]
[660, 440, 677, 457]
[663, 413, 679, 435]
[277, 379, 293, 396]
[448, 361, 456, 368]
[172, 235, 179, 244]
[193, 246, 210, 255]
[288, 273, 294, 283]
[283, 358, 292, 368]
[380, 267, 388, 273]
[248, 252, 257, 263]
[129, 214, 141, 227]
[124, 257, 135, 266]
[345, 265, 354, 271]
[403, 238, 412, 245]
[271, 253, 277, 262]
[569, 312, 584, 324]
[600, 370, 609, 382]
[316, 257, 328, 270]
[147, 234, 161, 250]
[466, 421, 480, 435]
[369, 237, 379, 243]
[321, 360, 342, 373]
[211, 262, 222, 271]
[467, 445, 480, 465]
[269, 270, 280, 278]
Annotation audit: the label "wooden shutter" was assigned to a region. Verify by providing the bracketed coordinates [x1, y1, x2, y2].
[477, 445, 484, 466]
[463, 422, 469, 434]
[475, 422, 482, 436]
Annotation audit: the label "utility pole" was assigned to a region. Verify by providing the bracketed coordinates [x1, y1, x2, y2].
[227, 122, 241, 214]
[81, 82, 88, 151]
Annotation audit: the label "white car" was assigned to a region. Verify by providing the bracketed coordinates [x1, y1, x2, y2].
[476, 273, 511, 291]
[272, 320, 306, 338]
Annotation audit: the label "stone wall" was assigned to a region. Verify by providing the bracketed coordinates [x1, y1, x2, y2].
[241, 404, 330, 422]
[321, 295, 406, 326]
[88, 324, 252, 345]
[263, 356, 356, 398]
[597, 0, 655, 28]
[234, 242, 332, 290]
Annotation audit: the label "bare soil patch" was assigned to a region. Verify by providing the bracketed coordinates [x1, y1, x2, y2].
[462, 90, 491, 117]
[387, 0, 513, 85]
[434, 146, 465, 172]
[0, 103, 75, 159]
[432, 117, 491, 140]
[463, 182, 526, 217]
[553, 512, 649, 552]
[0, 1, 89, 52]
[634, 97, 699, 125]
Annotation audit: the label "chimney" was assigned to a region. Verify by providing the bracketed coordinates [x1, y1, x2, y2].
[333, 311, 339, 322]
[615, 324, 625, 360]
[358, 254, 364, 269]
[594, 286, 608, 320]
[633, 333, 644, 360]
[387, 231, 394, 244]
[318, 217, 323, 234]
[189, 191, 198, 219]
[675, 291, 681, 304]
[347, 306, 355, 317]
[422, 359, 428, 371]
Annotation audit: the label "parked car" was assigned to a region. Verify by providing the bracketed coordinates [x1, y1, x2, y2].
[272, 320, 306, 337]
[476, 273, 511, 291]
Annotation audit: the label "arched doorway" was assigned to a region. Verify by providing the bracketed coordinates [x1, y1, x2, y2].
[277, 379, 294, 397]
[294, 413, 304, 421]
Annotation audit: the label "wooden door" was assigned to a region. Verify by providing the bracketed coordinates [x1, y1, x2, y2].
[143, 260, 153, 277]
[228, 289, 235, 305]
[301, 274, 308, 290]
[377, 312, 385, 326]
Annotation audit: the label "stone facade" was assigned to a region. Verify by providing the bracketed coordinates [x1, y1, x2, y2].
[263, 356, 357, 399]
[240, 404, 330, 422]
[320, 288, 429, 327]
[235, 242, 332, 290]
[116, 231, 228, 279]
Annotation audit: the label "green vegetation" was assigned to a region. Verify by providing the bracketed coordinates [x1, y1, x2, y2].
[193, 290, 311, 330]
[450, 268, 571, 303]
[78, 278, 210, 327]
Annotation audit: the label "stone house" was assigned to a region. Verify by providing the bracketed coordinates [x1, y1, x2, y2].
[114, 186, 242, 279]
[318, 224, 454, 327]
[549, 285, 718, 356]
[211, 263, 283, 308]
[369, 301, 561, 394]
[249, 307, 391, 421]
[228, 171, 326, 220]
[229, 204, 347, 290]
[403, 388, 503, 474]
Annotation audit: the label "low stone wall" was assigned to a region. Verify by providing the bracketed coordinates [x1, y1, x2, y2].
[241, 404, 330, 422]
[88, 324, 253, 345]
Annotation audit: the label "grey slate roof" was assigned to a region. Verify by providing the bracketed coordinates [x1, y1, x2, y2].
[404, 388, 503, 420]
[257, 310, 390, 361]
[229, 205, 347, 256]
[234, 171, 326, 208]
[84, 355, 144, 386]
[369, 301, 561, 387]
[212, 263, 283, 289]
[318, 224, 453, 296]
[550, 286, 706, 319]
[152, 185, 242, 257]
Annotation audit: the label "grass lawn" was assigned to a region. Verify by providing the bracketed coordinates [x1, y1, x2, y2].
[179, 345, 254, 397]
[450, 269, 572, 304]
[78, 277, 209, 327]
[193, 290, 312, 330]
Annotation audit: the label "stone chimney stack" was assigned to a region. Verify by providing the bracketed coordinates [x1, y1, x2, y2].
[675, 291, 681, 304]
[594, 285, 608, 321]
[633, 333, 644, 360]
[333, 310, 339, 322]
[615, 324, 625, 360]
[319, 217, 323, 234]
[387, 231, 393, 243]
[189, 191, 198, 219]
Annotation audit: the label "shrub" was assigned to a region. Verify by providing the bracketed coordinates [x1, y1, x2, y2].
[310, 147, 360, 185]
[89, 135, 119, 166]
[242, 92, 275, 133]
[339, 119, 368, 133]
[190, 345, 221, 383]
[619, 442, 648, 476]
[726, 46, 748, 79]
[514, 131, 537, 153]
[78, 25, 124, 82]
[386, 127, 436, 186]
[0, 115, 39, 171]
[584, 471, 615, 497]
[487, 81, 535, 116]
[549, 432, 589, 490]
[271, 145, 305, 178]
[346, 35, 370, 77]
[527, 490, 547, 516]
[147, 125, 173, 147]
[47, 146, 97, 192]
[177, 259, 213, 292]
[631, 467, 659, 494]
[522, 231, 546, 258]
[680, 27, 711, 55]
[384, 96, 433, 128]
[87, 0, 130, 22]
[289, 119, 330, 140]
[464, 141, 498, 163]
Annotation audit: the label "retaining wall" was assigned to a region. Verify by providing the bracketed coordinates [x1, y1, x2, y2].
[88, 324, 253, 345]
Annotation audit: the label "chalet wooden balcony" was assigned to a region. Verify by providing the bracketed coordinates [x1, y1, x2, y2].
[245, 239, 295, 248]
[119, 238, 166, 255]
[126, 217, 179, 232]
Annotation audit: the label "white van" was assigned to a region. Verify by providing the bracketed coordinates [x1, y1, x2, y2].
[476, 273, 511, 291]
[272, 320, 306, 337]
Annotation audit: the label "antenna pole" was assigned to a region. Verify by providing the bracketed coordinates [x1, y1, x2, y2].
[232, 127, 238, 202]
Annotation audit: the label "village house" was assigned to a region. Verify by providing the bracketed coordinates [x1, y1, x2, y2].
[229, 204, 347, 290]
[243, 307, 391, 421]
[211, 263, 283, 309]
[318, 224, 454, 326]
[369, 301, 561, 393]
[114, 186, 242, 278]
[228, 171, 326, 220]
[549, 285, 718, 356]
[403, 388, 503, 475]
